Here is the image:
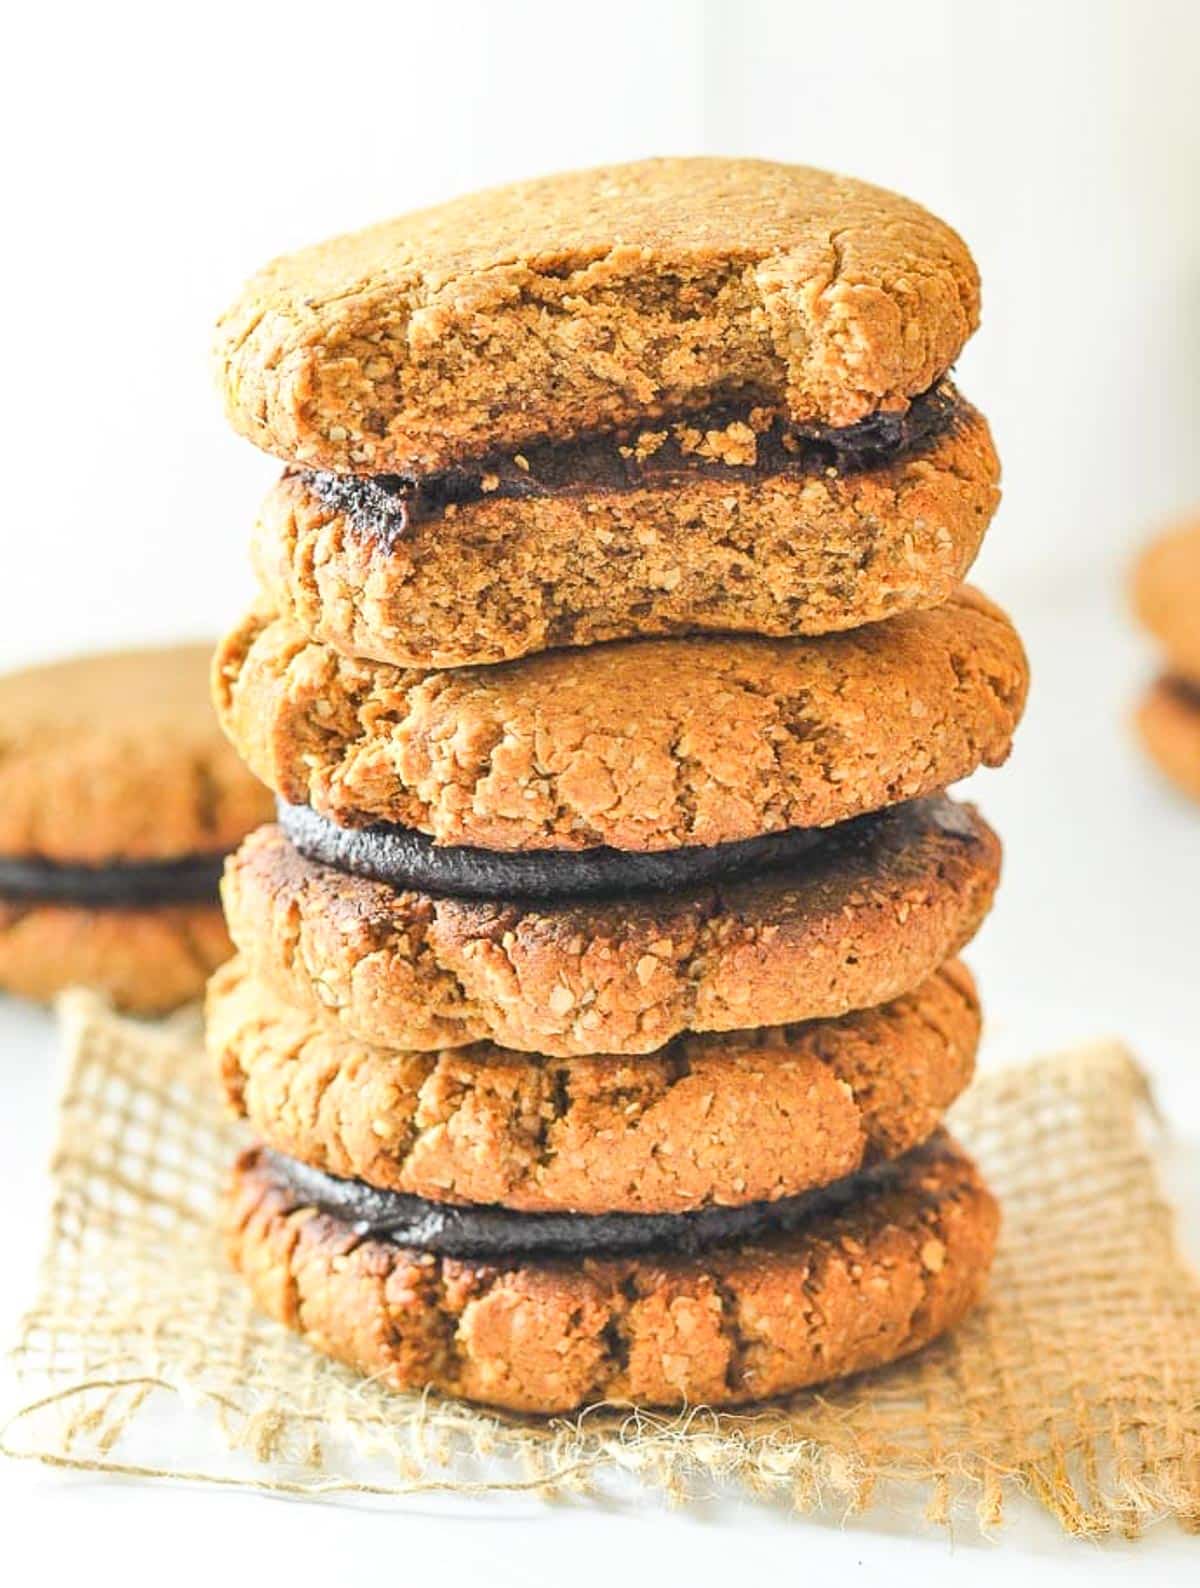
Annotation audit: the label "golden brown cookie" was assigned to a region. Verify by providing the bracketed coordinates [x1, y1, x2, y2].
[252, 395, 999, 667]
[215, 589, 1027, 851]
[1135, 677, 1200, 803]
[214, 157, 980, 474]
[0, 898, 232, 1013]
[1132, 517, 1200, 684]
[225, 1132, 997, 1413]
[220, 798, 1000, 1057]
[211, 954, 979, 1214]
[0, 645, 272, 1009]
[0, 645, 271, 864]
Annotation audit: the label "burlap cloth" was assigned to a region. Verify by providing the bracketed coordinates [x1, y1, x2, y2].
[2, 991, 1197, 1536]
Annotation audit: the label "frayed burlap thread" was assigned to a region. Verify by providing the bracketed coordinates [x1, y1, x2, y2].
[3, 991, 1198, 1534]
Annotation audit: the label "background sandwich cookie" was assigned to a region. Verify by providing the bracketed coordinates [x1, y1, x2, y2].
[1132, 516, 1200, 803]
[209, 955, 980, 1214]
[1135, 677, 1200, 803]
[0, 902, 236, 1015]
[1132, 516, 1200, 684]
[0, 645, 272, 1011]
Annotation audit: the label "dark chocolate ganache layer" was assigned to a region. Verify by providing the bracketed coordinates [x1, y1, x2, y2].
[304, 379, 968, 547]
[1165, 675, 1200, 710]
[277, 799, 829, 901]
[0, 851, 226, 907]
[265, 1140, 943, 1259]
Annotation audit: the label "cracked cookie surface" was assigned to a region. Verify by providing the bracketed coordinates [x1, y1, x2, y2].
[1132, 517, 1200, 684]
[214, 157, 980, 474]
[0, 645, 272, 864]
[211, 955, 979, 1214]
[253, 400, 999, 667]
[220, 797, 1000, 1057]
[0, 899, 232, 1012]
[215, 588, 1027, 851]
[225, 1132, 997, 1413]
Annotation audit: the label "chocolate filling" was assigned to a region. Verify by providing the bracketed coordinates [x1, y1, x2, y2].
[0, 851, 226, 907]
[1165, 675, 1200, 710]
[266, 1142, 938, 1259]
[304, 380, 966, 546]
[278, 799, 829, 901]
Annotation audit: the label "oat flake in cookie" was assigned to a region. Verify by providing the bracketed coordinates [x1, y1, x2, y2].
[0, 645, 272, 1012]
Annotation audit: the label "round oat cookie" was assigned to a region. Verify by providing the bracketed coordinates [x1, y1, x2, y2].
[215, 589, 1027, 852]
[1132, 517, 1200, 684]
[225, 1132, 998, 1413]
[214, 157, 980, 474]
[0, 898, 233, 1013]
[1135, 677, 1200, 803]
[220, 797, 1001, 1057]
[252, 394, 999, 668]
[0, 644, 272, 865]
[0, 644, 272, 1009]
[210, 954, 980, 1214]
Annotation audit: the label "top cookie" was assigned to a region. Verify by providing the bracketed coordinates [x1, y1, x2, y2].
[1132, 516, 1200, 683]
[0, 645, 272, 864]
[215, 158, 980, 473]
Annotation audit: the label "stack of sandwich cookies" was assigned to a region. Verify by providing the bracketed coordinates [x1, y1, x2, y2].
[210, 158, 1027, 1413]
[1132, 516, 1200, 803]
[0, 646, 272, 1012]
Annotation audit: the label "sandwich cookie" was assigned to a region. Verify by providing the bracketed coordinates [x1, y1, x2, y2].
[220, 796, 1001, 1056]
[1135, 677, 1200, 802]
[210, 954, 980, 1214]
[0, 645, 273, 1011]
[1132, 516, 1200, 685]
[214, 158, 979, 473]
[225, 1131, 998, 1413]
[215, 588, 1027, 850]
[251, 383, 999, 668]
[1131, 517, 1200, 802]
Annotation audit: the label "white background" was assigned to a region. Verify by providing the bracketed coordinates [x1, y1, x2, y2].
[4, 0, 1200, 1579]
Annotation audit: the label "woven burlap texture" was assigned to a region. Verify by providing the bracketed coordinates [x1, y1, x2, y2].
[3, 991, 1198, 1535]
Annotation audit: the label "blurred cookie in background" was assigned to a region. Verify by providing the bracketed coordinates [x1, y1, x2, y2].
[1136, 676, 1200, 803]
[1133, 516, 1200, 804]
[0, 644, 273, 1012]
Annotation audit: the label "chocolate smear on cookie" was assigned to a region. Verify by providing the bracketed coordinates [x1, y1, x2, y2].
[265, 1137, 948, 1259]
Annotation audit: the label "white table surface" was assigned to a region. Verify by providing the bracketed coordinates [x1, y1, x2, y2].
[1, 573, 1197, 1582]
